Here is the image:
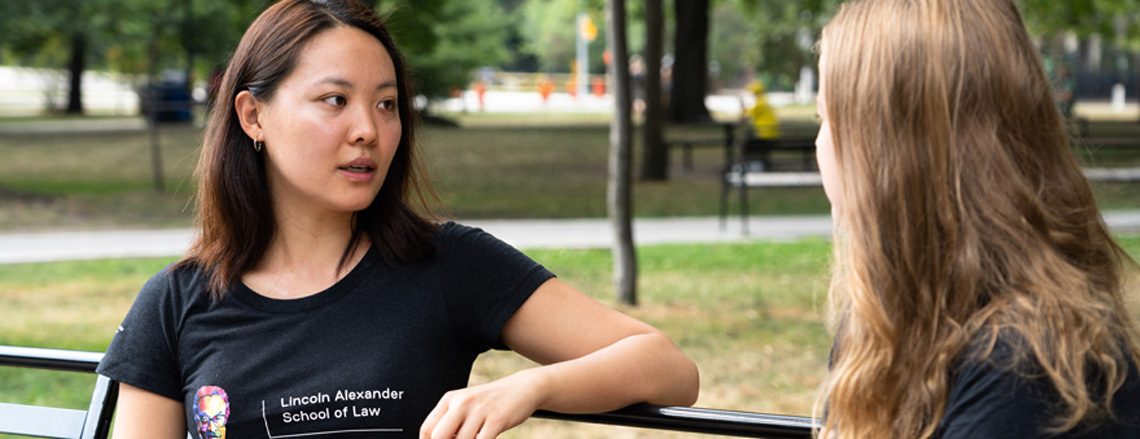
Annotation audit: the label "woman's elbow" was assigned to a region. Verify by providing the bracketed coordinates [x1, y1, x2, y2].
[672, 354, 700, 406]
[649, 334, 700, 406]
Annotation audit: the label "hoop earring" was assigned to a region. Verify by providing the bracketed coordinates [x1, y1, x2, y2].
[254, 140, 264, 152]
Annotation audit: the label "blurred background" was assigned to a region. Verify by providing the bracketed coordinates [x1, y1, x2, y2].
[3, 1, 1140, 438]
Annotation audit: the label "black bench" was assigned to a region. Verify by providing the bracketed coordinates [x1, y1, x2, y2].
[0, 344, 816, 439]
[720, 135, 820, 234]
[0, 346, 117, 439]
[666, 121, 737, 172]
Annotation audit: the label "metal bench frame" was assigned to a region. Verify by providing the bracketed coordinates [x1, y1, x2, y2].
[0, 345, 815, 439]
[0, 346, 117, 439]
[719, 127, 820, 235]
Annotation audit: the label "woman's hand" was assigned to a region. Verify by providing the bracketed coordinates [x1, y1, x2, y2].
[418, 368, 547, 439]
[420, 278, 699, 439]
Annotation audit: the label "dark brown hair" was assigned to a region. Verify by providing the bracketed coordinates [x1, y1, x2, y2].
[180, 0, 438, 298]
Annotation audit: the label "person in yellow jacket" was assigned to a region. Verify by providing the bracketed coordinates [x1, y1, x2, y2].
[747, 80, 780, 139]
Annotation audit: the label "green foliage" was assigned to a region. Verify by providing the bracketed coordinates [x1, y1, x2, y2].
[1017, 0, 1123, 38]
[516, 0, 607, 73]
[0, 0, 265, 114]
[385, 0, 513, 99]
[708, 0, 841, 91]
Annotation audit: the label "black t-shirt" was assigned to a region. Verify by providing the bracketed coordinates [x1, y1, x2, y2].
[97, 222, 555, 439]
[933, 334, 1140, 438]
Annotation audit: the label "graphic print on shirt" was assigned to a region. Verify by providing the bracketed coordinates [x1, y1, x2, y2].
[193, 386, 230, 439]
[261, 387, 408, 437]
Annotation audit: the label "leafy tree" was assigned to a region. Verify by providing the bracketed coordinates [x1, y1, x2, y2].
[382, 0, 512, 101]
[516, 0, 608, 73]
[0, 0, 261, 114]
[711, 0, 841, 91]
[0, 0, 117, 114]
[1016, 0, 1140, 122]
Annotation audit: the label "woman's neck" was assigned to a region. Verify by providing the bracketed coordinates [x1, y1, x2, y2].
[244, 208, 368, 300]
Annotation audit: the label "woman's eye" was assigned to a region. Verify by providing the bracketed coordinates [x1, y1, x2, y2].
[323, 95, 346, 106]
[378, 99, 396, 111]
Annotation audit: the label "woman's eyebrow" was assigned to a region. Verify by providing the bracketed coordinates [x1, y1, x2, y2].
[315, 77, 397, 91]
[315, 76, 354, 89]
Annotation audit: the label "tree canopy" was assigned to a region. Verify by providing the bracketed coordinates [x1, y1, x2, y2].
[1, 0, 1138, 114]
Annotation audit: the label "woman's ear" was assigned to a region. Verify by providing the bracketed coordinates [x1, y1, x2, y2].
[234, 90, 263, 141]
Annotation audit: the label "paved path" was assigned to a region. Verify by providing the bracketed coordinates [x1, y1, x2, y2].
[5, 211, 1140, 264]
[0, 216, 834, 265]
[0, 117, 147, 135]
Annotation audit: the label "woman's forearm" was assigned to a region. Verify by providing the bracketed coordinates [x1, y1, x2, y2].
[523, 332, 699, 413]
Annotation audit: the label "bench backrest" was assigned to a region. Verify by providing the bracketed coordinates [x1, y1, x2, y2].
[0, 345, 815, 439]
[0, 346, 117, 439]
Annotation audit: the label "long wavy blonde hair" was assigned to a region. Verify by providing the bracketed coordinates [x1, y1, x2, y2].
[816, 0, 1140, 438]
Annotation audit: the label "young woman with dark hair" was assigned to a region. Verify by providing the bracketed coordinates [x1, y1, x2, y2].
[97, 1, 698, 438]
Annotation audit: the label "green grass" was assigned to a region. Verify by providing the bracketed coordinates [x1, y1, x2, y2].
[2, 114, 1140, 437]
[5, 118, 1140, 233]
[0, 241, 832, 438]
[3, 118, 1140, 232]
[0, 121, 836, 231]
[4, 237, 1140, 438]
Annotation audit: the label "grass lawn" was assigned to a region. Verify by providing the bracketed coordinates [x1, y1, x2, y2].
[0, 240, 834, 439]
[4, 236, 1140, 438]
[2, 114, 1140, 438]
[3, 116, 1139, 232]
[0, 120, 834, 232]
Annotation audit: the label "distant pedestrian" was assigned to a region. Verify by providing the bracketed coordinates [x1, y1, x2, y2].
[745, 81, 779, 139]
[473, 80, 487, 111]
[537, 76, 555, 103]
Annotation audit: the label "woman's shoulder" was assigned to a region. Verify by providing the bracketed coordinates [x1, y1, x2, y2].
[937, 331, 1140, 438]
[432, 221, 509, 251]
[133, 260, 214, 307]
[434, 221, 479, 238]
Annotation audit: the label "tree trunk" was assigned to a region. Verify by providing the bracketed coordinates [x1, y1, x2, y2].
[66, 32, 86, 115]
[668, 0, 711, 123]
[147, 12, 165, 193]
[182, 0, 195, 112]
[638, 0, 667, 181]
[607, 0, 637, 306]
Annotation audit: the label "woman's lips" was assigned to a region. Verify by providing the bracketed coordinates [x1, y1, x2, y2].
[339, 157, 377, 181]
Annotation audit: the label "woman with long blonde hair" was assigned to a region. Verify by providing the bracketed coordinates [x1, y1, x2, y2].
[814, 0, 1140, 437]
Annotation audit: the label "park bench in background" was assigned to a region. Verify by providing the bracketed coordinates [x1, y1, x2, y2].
[0, 344, 816, 439]
[1078, 134, 1140, 177]
[720, 130, 820, 235]
[716, 120, 1140, 235]
[665, 121, 737, 172]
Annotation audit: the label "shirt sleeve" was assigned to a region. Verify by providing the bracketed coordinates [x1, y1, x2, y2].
[437, 222, 556, 351]
[95, 267, 186, 401]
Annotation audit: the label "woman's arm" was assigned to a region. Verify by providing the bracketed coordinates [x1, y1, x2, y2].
[420, 278, 699, 439]
[111, 383, 187, 439]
